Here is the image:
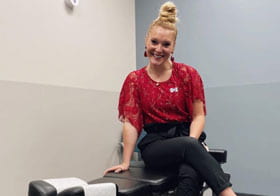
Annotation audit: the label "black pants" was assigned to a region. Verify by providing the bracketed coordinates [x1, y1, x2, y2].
[138, 122, 232, 196]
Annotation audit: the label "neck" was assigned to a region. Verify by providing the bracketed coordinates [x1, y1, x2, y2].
[147, 60, 173, 75]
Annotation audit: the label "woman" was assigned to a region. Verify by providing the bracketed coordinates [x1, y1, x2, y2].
[105, 2, 237, 196]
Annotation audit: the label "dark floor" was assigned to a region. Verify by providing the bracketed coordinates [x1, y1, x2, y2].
[236, 193, 267, 196]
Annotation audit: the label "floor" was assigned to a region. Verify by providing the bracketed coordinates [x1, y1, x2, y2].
[236, 193, 267, 196]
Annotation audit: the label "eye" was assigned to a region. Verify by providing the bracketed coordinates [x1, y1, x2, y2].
[151, 39, 158, 45]
[163, 42, 171, 48]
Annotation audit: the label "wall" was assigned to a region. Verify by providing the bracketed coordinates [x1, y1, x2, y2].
[0, 0, 135, 195]
[135, 0, 279, 195]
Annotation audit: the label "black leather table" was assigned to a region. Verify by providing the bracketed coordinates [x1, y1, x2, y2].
[28, 149, 228, 196]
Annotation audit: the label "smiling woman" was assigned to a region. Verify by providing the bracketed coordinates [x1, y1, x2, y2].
[144, 1, 177, 76]
[145, 26, 175, 76]
[105, 2, 237, 196]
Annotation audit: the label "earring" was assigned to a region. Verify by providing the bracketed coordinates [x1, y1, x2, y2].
[171, 52, 175, 61]
[144, 46, 147, 57]
[144, 51, 147, 57]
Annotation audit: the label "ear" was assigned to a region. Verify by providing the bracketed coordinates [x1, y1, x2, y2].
[173, 39, 176, 49]
[145, 32, 149, 46]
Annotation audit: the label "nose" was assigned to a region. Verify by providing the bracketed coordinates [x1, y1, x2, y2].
[155, 44, 163, 52]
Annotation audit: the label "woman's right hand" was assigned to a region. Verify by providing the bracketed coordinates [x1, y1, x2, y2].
[104, 162, 129, 175]
[104, 122, 137, 175]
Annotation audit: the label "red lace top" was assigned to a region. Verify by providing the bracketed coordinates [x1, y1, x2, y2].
[118, 61, 206, 135]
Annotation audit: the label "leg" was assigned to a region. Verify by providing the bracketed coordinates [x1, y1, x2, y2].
[141, 136, 232, 195]
[176, 163, 204, 196]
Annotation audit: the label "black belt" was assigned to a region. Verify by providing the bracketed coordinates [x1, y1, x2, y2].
[138, 122, 206, 151]
[144, 121, 190, 135]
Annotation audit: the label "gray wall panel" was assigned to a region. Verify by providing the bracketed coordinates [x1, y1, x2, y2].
[136, 0, 280, 87]
[136, 0, 280, 195]
[205, 83, 280, 195]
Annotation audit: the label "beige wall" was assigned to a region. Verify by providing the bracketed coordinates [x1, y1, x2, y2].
[0, 0, 135, 91]
[0, 0, 135, 195]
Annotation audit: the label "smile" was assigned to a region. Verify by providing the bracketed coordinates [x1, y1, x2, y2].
[153, 54, 164, 59]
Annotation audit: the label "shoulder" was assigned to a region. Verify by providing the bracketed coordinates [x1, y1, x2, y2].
[173, 61, 201, 80]
[174, 61, 199, 74]
[124, 67, 146, 83]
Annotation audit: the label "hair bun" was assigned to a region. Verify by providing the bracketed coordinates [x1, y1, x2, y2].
[147, 1, 178, 39]
[159, 1, 177, 24]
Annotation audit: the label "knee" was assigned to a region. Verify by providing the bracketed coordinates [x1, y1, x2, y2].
[178, 137, 206, 157]
[180, 137, 201, 148]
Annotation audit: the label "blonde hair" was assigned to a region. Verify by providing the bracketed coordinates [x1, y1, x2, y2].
[147, 1, 178, 39]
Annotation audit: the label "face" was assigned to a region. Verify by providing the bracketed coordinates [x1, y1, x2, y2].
[145, 26, 176, 67]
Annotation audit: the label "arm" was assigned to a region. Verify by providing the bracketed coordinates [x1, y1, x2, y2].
[121, 121, 138, 169]
[189, 100, 205, 139]
[104, 121, 138, 174]
[105, 72, 142, 174]
[189, 100, 209, 151]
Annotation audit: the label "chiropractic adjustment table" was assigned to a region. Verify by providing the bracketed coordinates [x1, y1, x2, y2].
[28, 149, 229, 196]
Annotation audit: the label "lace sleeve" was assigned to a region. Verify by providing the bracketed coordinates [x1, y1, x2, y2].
[188, 66, 207, 115]
[177, 63, 207, 117]
[118, 72, 143, 134]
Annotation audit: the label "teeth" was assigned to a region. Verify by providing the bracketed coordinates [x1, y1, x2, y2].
[154, 54, 163, 58]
